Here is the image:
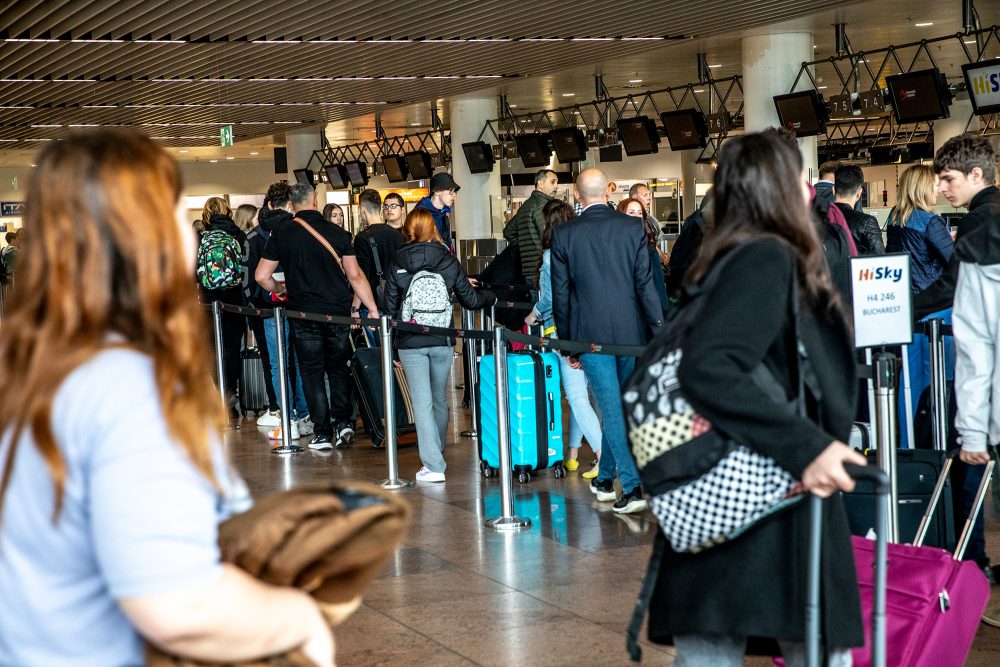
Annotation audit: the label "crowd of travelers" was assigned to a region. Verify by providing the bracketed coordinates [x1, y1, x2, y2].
[0, 123, 998, 666]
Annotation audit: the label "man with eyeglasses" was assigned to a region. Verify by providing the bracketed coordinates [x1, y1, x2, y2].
[353, 189, 405, 315]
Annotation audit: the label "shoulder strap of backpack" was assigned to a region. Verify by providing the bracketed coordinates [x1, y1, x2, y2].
[368, 235, 383, 279]
[293, 217, 346, 276]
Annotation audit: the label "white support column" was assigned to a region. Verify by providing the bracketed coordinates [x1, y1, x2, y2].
[742, 32, 817, 173]
[934, 98, 980, 154]
[448, 95, 501, 240]
[285, 127, 326, 203]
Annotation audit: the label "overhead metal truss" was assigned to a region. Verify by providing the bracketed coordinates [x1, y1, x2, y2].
[788, 24, 1000, 150]
[306, 129, 450, 175]
[478, 75, 744, 163]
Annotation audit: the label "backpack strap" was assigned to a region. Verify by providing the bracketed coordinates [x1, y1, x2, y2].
[293, 217, 346, 276]
[368, 235, 384, 280]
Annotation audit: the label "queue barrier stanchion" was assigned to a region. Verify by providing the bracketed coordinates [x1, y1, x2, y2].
[461, 307, 480, 438]
[873, 352, 900, 543]
[378, 315, 414, 490]
[271, 306, 302, 455]
[211, 301, 234, 428]
[485, 326, 531, 531]
[927, 318, 949, 453]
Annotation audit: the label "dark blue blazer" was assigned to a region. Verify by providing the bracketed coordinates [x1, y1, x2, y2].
[551, 203, 663, 347]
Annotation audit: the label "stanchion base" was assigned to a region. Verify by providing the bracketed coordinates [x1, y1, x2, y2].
[460, 429, 479, 438]
[484, 516, 532, 531]
[379, 478, 415, 490]
[271, 445, 304, 454]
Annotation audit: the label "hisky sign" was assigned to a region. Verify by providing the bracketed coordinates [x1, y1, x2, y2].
[851, 254, 913, 348]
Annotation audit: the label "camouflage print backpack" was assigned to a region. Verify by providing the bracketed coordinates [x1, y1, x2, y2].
[196, 229, 242, 290]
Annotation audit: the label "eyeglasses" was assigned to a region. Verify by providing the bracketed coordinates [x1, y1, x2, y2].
[382, 203, 402, 210]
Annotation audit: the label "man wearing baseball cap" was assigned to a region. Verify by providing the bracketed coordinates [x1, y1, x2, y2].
[415, 172, 460, 253]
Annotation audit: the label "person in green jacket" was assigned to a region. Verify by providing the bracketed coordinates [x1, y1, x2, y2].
[503, 169, 559, 287]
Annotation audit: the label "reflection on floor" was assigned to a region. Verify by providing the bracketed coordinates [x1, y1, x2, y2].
[226, 359, 1000, 666]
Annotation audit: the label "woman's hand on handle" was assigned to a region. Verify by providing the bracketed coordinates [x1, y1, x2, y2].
[299, 601, 335, 667]
[801, 442, 867, 498]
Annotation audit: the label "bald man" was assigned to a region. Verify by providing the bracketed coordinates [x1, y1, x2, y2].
[551, 168, 663, 514]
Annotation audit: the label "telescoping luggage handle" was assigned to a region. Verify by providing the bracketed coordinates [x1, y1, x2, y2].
[912, 447, 998, 559]
[807, 465, 890, 667]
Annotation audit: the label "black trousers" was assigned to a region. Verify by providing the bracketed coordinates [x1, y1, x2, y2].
[290, 319, 352, 438]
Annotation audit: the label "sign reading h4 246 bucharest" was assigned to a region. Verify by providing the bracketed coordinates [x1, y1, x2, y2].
[851, 253, 913, 348]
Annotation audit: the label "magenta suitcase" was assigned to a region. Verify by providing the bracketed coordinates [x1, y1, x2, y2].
[847, 453, 995, 667]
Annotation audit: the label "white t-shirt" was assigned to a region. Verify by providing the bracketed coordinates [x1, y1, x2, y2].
[0, 348, 245, 667]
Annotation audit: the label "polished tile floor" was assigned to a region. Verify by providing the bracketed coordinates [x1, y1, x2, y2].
[226, 357, 1000, 666]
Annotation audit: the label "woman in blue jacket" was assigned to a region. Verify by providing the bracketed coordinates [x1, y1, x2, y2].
[886, 164, 954, 292]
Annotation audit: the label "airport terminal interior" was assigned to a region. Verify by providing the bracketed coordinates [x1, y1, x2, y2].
[3, 0, 1000, 664]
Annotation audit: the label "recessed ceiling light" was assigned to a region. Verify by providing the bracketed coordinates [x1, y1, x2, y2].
[562, 92, 575, 97]
[509, 104, 517, 108]
[179, 149, 189, 153]
[818, 85, 828, 89]
[335, 136, 346, 140]
[250, 151, 259, 155]
[964, 39, 976, 44]
[915, 22, 933, 27]
[210, 159, 218, 163]
[707, 64, 722, 68]
[226, 156, 235, 160]
[629, 78, 643, 83]
[693, 89, 705, 93]
[410, 122, 421, 126]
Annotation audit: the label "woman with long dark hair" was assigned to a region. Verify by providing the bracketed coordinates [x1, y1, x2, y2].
[645, 129, 866, 665]
[618, 197, 669, 311]
[0, 130, 333, 666]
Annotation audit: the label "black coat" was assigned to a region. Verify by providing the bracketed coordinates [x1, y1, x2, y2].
[381, 242, 494, 349]
[914, 185, 1000, 318]
[836, 203, 885, 255]
[648, 238, 861, 654]
[550, 204, 663, 347]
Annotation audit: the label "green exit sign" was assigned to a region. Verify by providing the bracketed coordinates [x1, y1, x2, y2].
[220, 124, 233, 147]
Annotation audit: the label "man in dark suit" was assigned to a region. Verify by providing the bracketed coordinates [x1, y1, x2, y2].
[551, 168, 663, 514]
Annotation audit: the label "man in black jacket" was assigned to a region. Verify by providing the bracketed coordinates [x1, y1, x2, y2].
[551, 168, 663, 514]
[914, 134, 1000, 319]
[353, 189, 404, 313]
[834, 164, 884, 255]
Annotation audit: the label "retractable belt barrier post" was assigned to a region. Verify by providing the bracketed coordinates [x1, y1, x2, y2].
[379, 315, 413, 490]
[927, 318, 948, 452]
[873, 352, 900, 542]
[271, 306, 302, 455]
[211, 301, 230, 425]
[485, 326, 531, 531]
[461, 307, 480, 438]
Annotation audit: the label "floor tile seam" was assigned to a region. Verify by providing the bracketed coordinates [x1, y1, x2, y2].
[362, 603, 485, 666]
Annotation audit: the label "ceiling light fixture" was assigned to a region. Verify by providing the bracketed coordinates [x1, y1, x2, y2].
[250, 151, 259, 155]
[226, 156, 235, 160]
[210, 159, 218, 162]
[915, 22, 933, 27]
[562, 92, 575, 97]
[629, 78, 643, 83]
[708, 64, 722, 68]
[179, 149, 189, 153]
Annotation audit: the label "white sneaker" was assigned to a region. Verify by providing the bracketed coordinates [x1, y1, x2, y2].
[415, 467, 446, 483]
[296, 416, 314, 436]
[267, 421, 300, 441]
[256, 409, 280, 427]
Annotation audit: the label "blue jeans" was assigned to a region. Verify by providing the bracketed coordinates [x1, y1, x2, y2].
[290, 320, 352, 438]
[398, 346, 453, 474]
[580, 354, 640, 492]
[559, 354, 602, 453]
[262, 316, 309, 419]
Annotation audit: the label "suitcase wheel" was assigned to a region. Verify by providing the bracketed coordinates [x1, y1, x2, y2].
[552, 464, 566, 479]
[482, 466, 496, 479]
[517, 471, 531, 484]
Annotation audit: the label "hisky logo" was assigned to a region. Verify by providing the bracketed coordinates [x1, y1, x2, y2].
[899, 89, 917, 100]
[858, 266, 903, 283]
[971, 69, 1000, 95]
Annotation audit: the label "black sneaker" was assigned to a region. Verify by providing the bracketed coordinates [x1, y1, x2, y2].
[308, 434, 334, 451]
[590, 478, 616, 502]
[336, 423, 355, 448]
[613, 487, 648, 514]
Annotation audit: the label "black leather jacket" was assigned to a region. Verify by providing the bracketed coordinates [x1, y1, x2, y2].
[835, 203, 885, 255]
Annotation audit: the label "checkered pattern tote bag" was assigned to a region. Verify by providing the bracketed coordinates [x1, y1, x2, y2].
[623, 253, 805, 553]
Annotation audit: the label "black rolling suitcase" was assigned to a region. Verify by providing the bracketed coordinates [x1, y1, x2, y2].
[349, 334, 417, 448]
[239, 347, 268, 414]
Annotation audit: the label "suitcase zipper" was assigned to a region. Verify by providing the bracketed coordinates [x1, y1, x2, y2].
[938, 589, 950, 613]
